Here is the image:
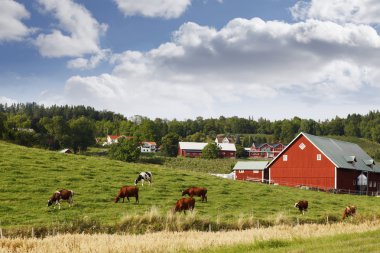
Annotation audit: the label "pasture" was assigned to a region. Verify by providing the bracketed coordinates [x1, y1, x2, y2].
[1, 140, 380, 236]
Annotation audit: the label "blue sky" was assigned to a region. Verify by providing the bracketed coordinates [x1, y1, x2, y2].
[1, 0, 380, 120]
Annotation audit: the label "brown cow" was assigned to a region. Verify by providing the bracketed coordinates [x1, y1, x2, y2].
[114, 186, 139, 204]
[182, 187, 207, 202]
[48, 189, 74, 209]
[174, 197, 195, 213]
[294, 200, 308, 215]
[342, 205, 356, 220]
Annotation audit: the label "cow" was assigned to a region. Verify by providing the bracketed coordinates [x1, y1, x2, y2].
[114, 186, 139, 204]
[182, 187, 207, 202]
[294, 200, 308, 215]
[134, 172, 152, 186]
[47, 189, 74, 209]
[174, 197, 195, 214]
[342, 205, 356, 220]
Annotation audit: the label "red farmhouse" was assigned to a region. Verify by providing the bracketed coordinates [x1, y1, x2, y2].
[233, 161, 268, 182]
[178, 142, 236, 158]
[267, 132, 380, 194]
[249, 143, 286, 158]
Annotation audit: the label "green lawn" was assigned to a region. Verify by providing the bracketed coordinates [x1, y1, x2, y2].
[201, 228, 380, 253]
[1, 140, 380, 235]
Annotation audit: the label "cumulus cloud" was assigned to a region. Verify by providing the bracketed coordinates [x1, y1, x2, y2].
[67, 49, 112, 70]
[0, 0, 32, 42]
[113, 0, 191, 19]
[59, 17, 380, 118]
[34, 0, 107, 58]
[291, 0, 380, 25]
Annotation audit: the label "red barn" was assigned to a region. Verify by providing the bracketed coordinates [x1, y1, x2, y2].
[267, 132, 380, 194]
[178, 142, 236, 158]
[233, 161, 268, 182]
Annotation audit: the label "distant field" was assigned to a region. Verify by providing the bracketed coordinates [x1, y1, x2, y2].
[2, 140, 380, 236]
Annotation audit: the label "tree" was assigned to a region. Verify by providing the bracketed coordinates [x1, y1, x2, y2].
[68, 116, 96, 153]
[235, 144, 247, 158]
[161, 133, 180, 157]
[108, 137, 141, 162]
[201, 142, 220, 159]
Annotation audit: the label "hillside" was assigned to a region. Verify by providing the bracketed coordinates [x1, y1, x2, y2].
[1, 141, 380, 236]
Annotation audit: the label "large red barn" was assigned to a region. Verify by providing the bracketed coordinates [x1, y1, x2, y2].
[267, 132, 380, 194]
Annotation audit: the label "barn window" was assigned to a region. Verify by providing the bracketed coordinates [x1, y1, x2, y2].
[317, 154, 322, 161]
[369, 181, 373, 187]
[283, 155, 288, 161]
[239, 170, 244, 173]
[299, 143, 306, 150]
[374, 182, 377, 188]
[353, 180, 356, 186]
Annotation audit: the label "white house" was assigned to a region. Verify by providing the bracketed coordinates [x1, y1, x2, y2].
[140, 141, 157, 153]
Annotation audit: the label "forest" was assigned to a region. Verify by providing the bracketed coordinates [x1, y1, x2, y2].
[0, 102, 380, 155]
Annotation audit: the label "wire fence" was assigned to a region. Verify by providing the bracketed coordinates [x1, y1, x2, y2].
[245, 177, 380, 196]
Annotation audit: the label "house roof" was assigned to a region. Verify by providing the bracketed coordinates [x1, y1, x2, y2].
[143, 141, 157, 145]
[107, 135, 120, 140]
[217, 143, 237, 151]
[233, 161, 268, 170]
[272, 143, 284, 148]
[179, 142, 236, 151]
[268, 132, 380, 172]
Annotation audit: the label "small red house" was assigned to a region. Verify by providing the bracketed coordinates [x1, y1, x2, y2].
[267, 132, 380, 194]
[233, 161, 268, 182]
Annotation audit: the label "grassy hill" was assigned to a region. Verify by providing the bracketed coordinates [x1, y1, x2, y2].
[1, 140, 380, 236]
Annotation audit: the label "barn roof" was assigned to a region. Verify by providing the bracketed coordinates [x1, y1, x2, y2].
[302, 133, 380, 172]
[268, 132, 380, 173]
[233, 161, 268, 170]
[179, 142, 236, 151]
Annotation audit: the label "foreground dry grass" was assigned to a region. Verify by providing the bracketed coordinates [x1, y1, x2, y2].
[1, 221, 380, 253]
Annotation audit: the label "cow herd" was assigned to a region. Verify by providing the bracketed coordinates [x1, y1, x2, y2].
[47, 172, 357, 219]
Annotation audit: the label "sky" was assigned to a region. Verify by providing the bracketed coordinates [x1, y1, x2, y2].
[1, 0, 380, 120]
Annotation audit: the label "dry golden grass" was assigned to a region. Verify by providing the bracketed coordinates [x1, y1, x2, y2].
[1, 221, 380, 253]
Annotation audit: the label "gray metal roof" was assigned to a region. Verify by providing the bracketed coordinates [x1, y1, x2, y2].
[302, 133, 380, 173]
[233, 161, 268, 170]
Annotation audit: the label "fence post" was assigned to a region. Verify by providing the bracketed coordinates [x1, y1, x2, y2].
[326, 216, 329, 224]
[257, 220, 260, 228]
[0, 227, 3, 239]
[209, 224, 211, 232]
[31, 227, 34, 238]
[297, 217, 299, 225]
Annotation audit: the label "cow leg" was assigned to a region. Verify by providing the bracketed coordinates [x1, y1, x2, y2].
[141, 179, 144, 186]
[122, 197, 125, 203]
[127, 197, 130, 202]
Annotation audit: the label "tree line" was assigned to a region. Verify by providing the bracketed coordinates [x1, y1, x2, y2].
[0, 103, 380, 155]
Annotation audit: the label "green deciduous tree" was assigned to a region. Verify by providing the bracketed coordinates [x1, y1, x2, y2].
[69, 116, 96, 153]
[108, 137, 141, 162]
[161, 133, 180, 157]
[202, 142, 220, 159]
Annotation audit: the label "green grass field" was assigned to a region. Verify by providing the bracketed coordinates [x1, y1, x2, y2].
[1, 140, 380, 235]
[202, 228, 380, 253]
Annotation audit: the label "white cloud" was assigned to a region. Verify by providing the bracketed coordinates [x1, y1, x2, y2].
[34, 0, 107, 58]
[67, 49, 112, 70]
[0, 0, 32, 42]
[113, 0, 191, 19]
[291, 0, 380, 25]
[0, 96, 17, 105]
[57, 17, 380, 119]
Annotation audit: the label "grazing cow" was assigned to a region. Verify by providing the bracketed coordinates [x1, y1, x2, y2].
[182, 187, 207, 202]
[342, 205, 356, 220]
[114, 186, 139, 204]
[134, 172, 152, 186]
[47, 189, 74, 209]
[174, 197, 195, 213]
[294, 200, 308, 215]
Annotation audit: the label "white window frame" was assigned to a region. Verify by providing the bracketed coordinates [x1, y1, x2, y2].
[299, 143, 306, 150]
[317, 154, 322, 161]
[283, 155, 288, 161]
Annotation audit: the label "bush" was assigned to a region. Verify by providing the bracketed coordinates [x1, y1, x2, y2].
[108, 137, 141, 162]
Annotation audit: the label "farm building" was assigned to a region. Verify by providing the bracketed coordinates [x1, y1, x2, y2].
[140, 141, 157, 153]
[215, 134, 235, 144]
[267, 132, 380, 194]
[249, 143, 286, 158]
[233, 161, 268, 182]
[178, 142, 236, 158]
